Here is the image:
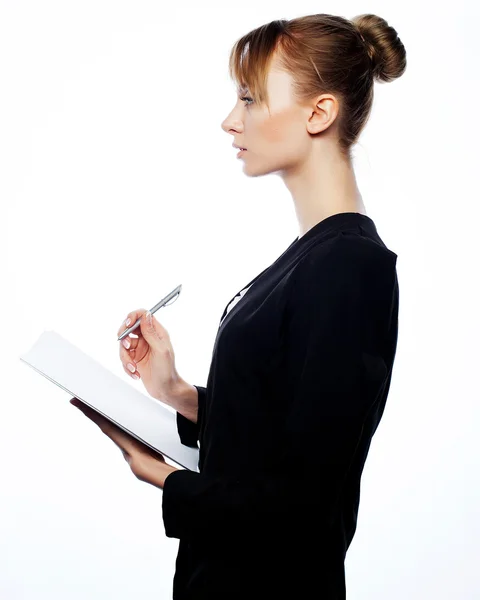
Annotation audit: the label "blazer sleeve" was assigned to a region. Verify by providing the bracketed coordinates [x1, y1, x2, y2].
[176, 385, 206, 448]
[162, 235, 398, 541]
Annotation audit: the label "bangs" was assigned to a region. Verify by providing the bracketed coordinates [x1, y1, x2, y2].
[228, 20, 287, 108]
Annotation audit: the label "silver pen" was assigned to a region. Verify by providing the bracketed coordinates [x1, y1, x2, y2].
[117, 284, 182, 341]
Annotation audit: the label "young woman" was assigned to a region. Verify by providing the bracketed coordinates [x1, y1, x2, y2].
[73, 11, 406, 600]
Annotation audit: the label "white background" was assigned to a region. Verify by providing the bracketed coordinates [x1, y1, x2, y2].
[2, 1, 479, 598]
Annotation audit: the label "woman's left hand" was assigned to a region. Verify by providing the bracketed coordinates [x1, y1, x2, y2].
[69, 397, 178, 489]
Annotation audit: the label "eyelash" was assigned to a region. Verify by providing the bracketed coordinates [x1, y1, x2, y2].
[240, 96, 253, 106]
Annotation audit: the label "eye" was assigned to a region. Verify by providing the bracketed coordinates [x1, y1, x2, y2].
[240, 96, 253, 106]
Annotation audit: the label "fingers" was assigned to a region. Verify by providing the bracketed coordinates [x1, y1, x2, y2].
[118, 313, 140, 379]
[119, 342, 139, 379]
[118, 336, 140, 378]
[117, 309, 148, 338]
[120, 334, 139, 351]
[118, 309, 150, 380]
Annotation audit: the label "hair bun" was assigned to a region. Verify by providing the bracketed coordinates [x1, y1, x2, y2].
[352, 13, 407, 82]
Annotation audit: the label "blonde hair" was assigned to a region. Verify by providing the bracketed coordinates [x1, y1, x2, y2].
[228, 13, 407, 159]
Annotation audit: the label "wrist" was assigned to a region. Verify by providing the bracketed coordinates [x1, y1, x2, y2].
[141, 459, 178, 490]
[168, 377, 198, 419]
[154, 374, 187, 406]
[158, 463, 179, 489]
[169, 374, 190, 402]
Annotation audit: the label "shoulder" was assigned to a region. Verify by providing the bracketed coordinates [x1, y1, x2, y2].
[288, 231, 398, 305]
[294, 231, 397, 280]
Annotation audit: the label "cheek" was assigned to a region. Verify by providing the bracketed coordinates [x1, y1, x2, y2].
[260, 112, 288, 144]
[259, 108, 300, 148]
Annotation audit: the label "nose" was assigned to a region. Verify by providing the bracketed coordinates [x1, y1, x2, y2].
[221, 119, 240, 136]
[221, 108, 243, 136]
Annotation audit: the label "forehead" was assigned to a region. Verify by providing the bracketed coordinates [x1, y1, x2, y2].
[236, 64, 288, 92]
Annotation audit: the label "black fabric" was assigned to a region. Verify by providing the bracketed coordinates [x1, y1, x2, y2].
[175, 385, 206, 448]
[164, 212, 399, 599]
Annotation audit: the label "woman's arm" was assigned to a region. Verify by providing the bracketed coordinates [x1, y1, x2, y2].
[168, 376, 200, 424]
[166, 377, 206, 449]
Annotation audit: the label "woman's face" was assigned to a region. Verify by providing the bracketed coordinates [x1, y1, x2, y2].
[221, 56, 339, 178]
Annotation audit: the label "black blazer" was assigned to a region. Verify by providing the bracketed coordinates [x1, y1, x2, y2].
[163, 212, 399, 600]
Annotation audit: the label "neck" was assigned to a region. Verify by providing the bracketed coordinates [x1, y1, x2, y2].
[281, 145, 367, 238]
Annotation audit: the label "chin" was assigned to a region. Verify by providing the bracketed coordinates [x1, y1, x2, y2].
[241, 160, 276, 178]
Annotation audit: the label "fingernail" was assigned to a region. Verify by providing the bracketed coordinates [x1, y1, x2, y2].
[127, 363, 136, 373]
[125, 318, 131, 326]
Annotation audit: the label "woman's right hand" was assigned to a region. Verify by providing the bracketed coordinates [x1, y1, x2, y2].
[117, 309, 182, 404]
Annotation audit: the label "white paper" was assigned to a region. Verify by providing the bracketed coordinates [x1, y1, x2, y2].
[19, 330, 200, 472]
